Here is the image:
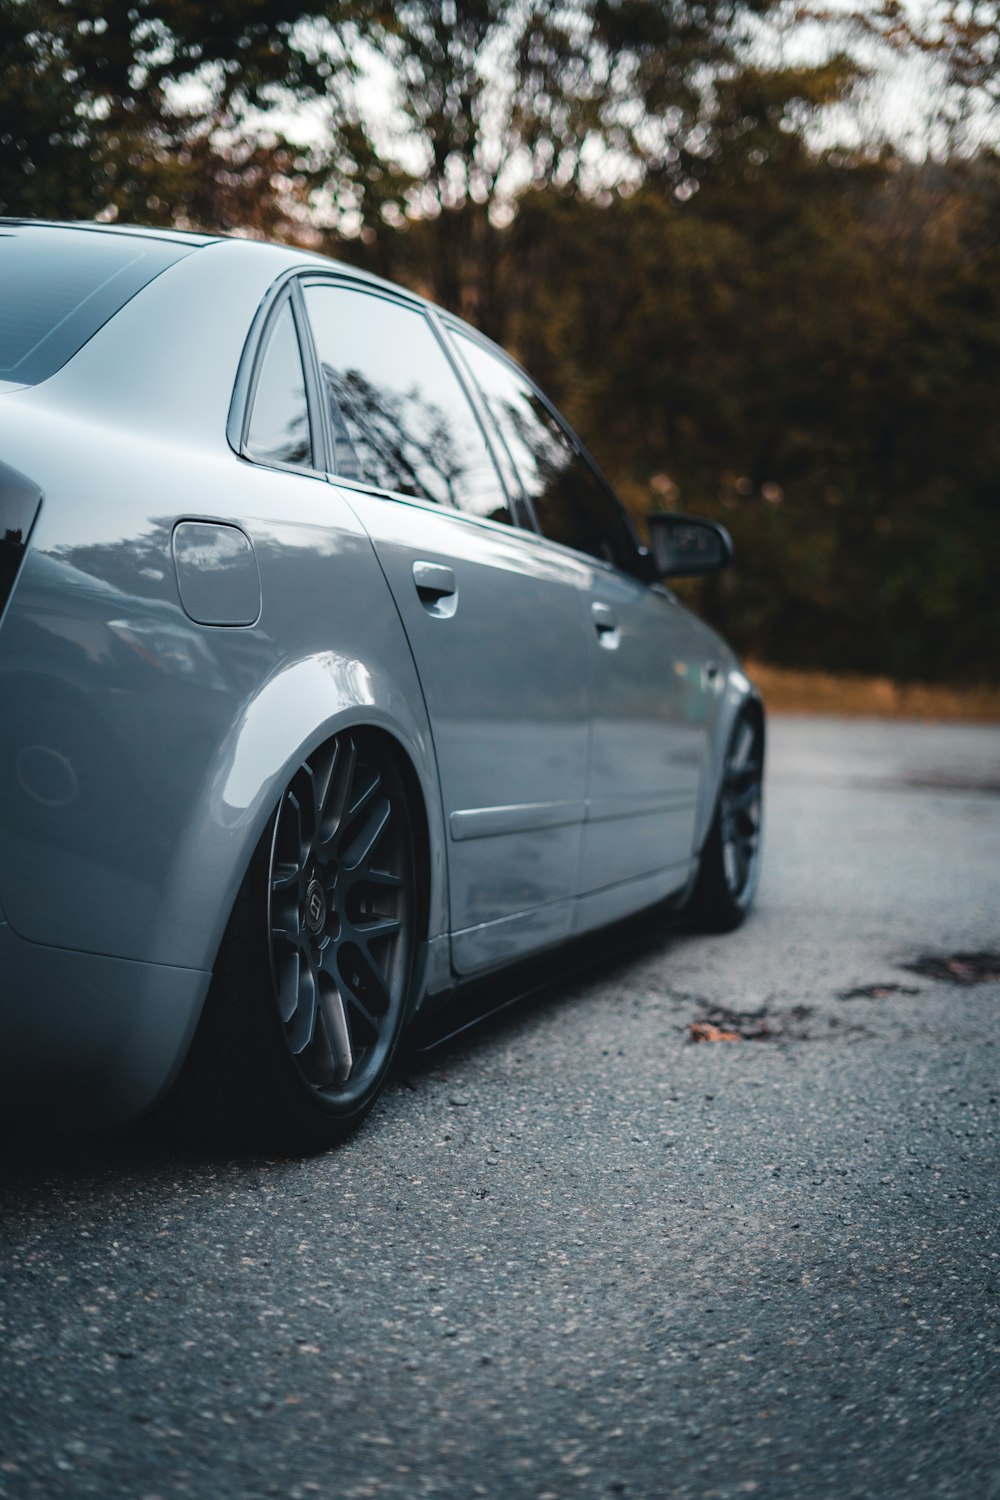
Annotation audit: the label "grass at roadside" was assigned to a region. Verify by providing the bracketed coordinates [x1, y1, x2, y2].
[744, 661, 1000, 722]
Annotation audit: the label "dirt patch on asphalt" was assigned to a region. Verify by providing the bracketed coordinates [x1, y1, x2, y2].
[687, 1003, 815, 1043]
[904, 952, 1000, 985]
[839, 982, 921, 1001]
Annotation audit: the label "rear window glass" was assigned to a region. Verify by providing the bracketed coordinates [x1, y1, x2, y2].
[244, 300, 312, 468]
[0, 225, 193, 386]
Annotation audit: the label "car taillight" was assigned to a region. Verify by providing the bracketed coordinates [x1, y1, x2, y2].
[0, 460, 42, 621]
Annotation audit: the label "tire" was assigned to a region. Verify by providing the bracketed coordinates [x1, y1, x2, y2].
[686, 709, 764, 933]
[168, 730, 418, 1153]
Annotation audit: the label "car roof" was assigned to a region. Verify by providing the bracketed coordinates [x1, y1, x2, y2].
[0, 216, 435, 305]
[0, 217, 222, 249]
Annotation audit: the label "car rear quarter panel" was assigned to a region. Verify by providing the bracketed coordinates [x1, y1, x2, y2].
[0, 246, 447, 989]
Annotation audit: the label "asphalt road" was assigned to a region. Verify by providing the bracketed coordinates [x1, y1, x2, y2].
[2, 716, 999, 1500]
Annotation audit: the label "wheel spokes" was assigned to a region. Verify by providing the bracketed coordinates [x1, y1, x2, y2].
[266, 732, 413, 1104]
[724, 835, 747, 892]
[272, 790, 306, 889]
[346, 765, 381, 820]
[287, 949, 320, 1055]
[343, 989, 381, 1042]
[341, 796, 391, 872]
[720, 720, 763, 899]
[727, 775, 761, 814]
[338, 940, 392, 1019]
[270, 882, 301, 936]
[318, 734, 356, 846]
[729, 721, 756, 776]
[314, 976, 354, 1084]
[309, 740, 338, 836]
[272, 935, 302, 1025]
[355, 868, 403, 891]
[354, 915, 402, 943]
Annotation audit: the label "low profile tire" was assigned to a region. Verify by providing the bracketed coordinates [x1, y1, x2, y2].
[168, 730, 418, 1153]
[686, 709, 764, 933]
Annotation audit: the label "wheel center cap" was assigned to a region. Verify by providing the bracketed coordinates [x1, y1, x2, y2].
[304, 878, 327, 936]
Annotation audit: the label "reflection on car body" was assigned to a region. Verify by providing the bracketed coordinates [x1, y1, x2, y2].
[0, 220, 764, 1151]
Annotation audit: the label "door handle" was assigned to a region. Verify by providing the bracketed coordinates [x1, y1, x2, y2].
[412, 560, 458, 617]
[591, 600, 620, 649]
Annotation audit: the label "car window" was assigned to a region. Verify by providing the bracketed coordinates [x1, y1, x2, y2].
[452, 329, 638, 572]
[303, 285, 510, 523]
[0, 225, 194, 386]
[244, 300, 312, 468]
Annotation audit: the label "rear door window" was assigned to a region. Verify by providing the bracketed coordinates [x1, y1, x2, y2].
[302, 284, 510, 524]
[0, 225, 194, 386]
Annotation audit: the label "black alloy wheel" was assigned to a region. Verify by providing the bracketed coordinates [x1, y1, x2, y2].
[688, 710, 764, 931]
[168, 730, 417, 1152]
[267, 732, 415, 1114]
[718, 715, 764, 903]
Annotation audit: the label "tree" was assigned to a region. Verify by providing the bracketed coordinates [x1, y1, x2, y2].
[499, 106, 1000, 682]
[0, 0, 107, 218]
[831, 0, 1000, 156]
[324, 0, 789, 335]
[0, 0, 375, 232]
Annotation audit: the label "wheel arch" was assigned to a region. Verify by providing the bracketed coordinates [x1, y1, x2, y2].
[149, 651, 448, 980]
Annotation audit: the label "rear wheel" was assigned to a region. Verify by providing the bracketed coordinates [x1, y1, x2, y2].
[686, 710, 764, 933]
[169, 731, 417, 1153]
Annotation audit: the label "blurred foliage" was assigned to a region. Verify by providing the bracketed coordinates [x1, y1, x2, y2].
[501, 154, 1000, 683]
[0, 0, 383, 232]
[0, 0, 997, 680]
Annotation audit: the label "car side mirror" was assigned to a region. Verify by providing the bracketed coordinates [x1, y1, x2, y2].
[647, 512, 733, 579]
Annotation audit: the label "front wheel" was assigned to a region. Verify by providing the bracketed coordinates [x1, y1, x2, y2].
[169, 731, 418, 1153]
[686, 710, 764, 933]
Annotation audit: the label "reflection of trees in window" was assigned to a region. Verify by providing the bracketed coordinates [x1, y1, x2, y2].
[495, 394, 570, 497]
[492, 394, 580, 550]
[322, 363, 507, 523]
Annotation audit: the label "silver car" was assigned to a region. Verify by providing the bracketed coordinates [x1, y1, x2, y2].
[0, 220, 764, 1150]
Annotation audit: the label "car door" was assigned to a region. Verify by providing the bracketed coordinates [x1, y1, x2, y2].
[299, 279, 592, 974]
[448, 326, 713, 917]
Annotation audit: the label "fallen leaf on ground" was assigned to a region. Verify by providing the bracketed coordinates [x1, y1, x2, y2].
[688, 1021, 741, 1043]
